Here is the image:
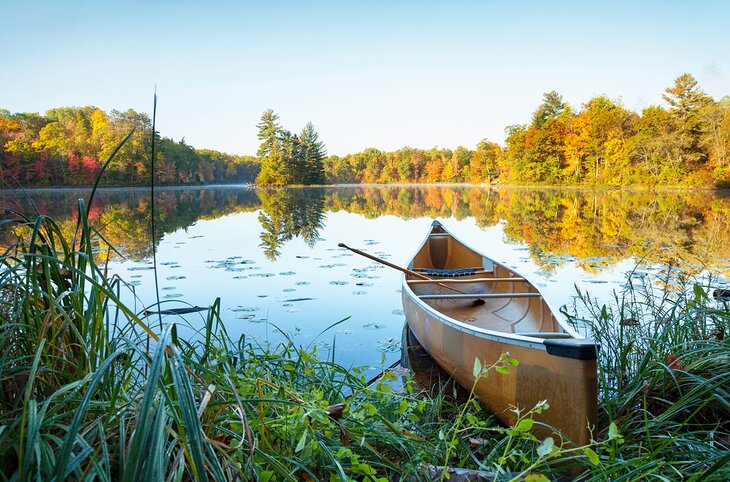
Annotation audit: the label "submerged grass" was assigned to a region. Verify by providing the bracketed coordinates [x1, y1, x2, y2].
[1, 198, 728, 480]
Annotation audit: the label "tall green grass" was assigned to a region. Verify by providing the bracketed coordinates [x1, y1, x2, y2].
[562, 272, 730, 480]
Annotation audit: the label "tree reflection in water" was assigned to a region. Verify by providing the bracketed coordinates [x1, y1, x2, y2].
[256, 188, 326, 260]
[2, 186, 730, 276]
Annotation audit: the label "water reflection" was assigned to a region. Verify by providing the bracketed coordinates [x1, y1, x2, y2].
[4, 185, 730, 370]
[3, 186, 730, 274]
[257, 188, 326, 260]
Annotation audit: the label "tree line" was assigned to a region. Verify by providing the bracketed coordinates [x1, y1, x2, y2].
[2, 73, 728, 188]
[0, 106, 259, 187]
[324, 74, 730, 186]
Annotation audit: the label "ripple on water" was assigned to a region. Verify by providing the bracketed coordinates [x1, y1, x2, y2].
[279, 271, 296, 276]
[250, 273, 275, 278]
[351, 291, 368, 295]
[166, 275, 186, 280]
[283, 288, 296, 292]
[391, 309, 405, 316]
[295, 281, 311, 286]
[163, 293, 183, 299]
[329, 281, 349, 286]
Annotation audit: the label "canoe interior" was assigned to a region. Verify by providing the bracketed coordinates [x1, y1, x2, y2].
[403, 221, 598, 447]
[407, 223, 562, 336]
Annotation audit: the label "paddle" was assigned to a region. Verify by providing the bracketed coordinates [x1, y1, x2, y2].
[337, 243, 485, 305]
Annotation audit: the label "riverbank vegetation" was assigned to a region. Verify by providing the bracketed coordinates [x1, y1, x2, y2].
[3, 74, 728, 188]
[1, 195, 728, 480]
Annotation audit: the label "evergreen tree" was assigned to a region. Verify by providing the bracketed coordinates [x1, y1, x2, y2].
[256, 110, 288, 185]
[663, 73, 712, 123]
[280, 130, 301, 185]
[299, 122, 326, 184]
[531, 91, 566, 128]
[662, 74, 714, 166]
[256, 109, 281, 158]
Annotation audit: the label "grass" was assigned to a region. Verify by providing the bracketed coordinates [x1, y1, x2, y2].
[1, 196, 728, 480]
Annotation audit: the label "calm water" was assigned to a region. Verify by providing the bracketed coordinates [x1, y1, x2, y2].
[3, 185, 730, 372]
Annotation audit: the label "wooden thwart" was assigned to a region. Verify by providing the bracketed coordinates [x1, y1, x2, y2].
[407, 277, 526, 284]
[419, 293, 542, 300]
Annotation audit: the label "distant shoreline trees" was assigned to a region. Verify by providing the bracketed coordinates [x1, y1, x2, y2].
[324, 74, 730, 187]
[0, 107, 259, 187]
[2, 73, 728, 188]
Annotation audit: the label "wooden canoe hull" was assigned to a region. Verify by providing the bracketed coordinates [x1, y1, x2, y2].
[402, 221, 597, 446]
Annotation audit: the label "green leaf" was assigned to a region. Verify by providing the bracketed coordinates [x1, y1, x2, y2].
[295, 431, 308, 452]
[525, 474, 550, 482]
[495, 365, 510, 375]
[376, 382, 393, 394]
[536, 437, 554, 457]
[516, 418, 534, 432]
[584, 447, 600, 466]
[608, 421, 620, 440]
[473, 357, 482, 378]
[509, 357, 520, 366]
[259, 470, 274, 482]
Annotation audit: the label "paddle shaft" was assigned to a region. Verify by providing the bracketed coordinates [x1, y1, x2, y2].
[337, 243, 468, 296]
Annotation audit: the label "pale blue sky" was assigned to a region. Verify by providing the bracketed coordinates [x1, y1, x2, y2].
[3, 1, 729, 155]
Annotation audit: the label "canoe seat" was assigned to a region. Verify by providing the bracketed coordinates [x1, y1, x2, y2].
[516, 332, 572, 339]
[417, 268, 479, 277]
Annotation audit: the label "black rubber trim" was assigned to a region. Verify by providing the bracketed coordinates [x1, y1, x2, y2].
[543, 338, 599, 360]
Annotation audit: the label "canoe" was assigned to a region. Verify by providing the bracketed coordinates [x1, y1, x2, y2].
[402, 220, 598, 446]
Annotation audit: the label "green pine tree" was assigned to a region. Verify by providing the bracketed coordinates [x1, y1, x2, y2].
[299, 122, 326, 184]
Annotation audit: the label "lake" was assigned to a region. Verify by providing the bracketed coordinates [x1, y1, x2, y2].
[3, 185, 730, 373]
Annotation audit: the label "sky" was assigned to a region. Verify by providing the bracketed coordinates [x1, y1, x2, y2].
[3, 0, 729, 156]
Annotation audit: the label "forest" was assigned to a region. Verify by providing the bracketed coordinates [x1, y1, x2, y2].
[2, 74, 728, 187]
[0, 107, 259, 186]
[325, 74, 730, 186]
